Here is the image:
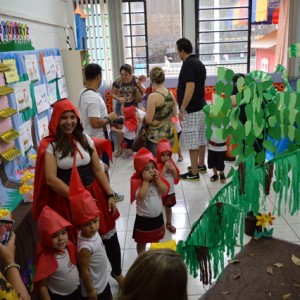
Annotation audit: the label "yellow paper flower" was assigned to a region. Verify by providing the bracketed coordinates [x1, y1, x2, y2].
[0, 209, 11, 219]
[19, 183, 34, 194]
[266, 212, 275, 226]
[256, 213, 268, 228]
[21, 170, 35, 183]
[29, 154, 37, 159]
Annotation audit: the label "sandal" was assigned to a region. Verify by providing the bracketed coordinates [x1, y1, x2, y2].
[166, 223, 176, 233]
[220, 173, 226, 184]
[178, 155, 183, 162]
[114, 150, 122, 158]
[210, 174, 219, 182]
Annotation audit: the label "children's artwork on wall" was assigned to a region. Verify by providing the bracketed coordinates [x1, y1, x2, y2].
[47, 82, 57, 105]
[43, 55, 56, 82]
[34, 84, 50, 114]
[14, 81, 32, 113]
[37, 116, 49, 140]
[58, 77, 68, 99]
[54, 56, 64, 78]
[3, 59, 20, 83]
[24, 55, 40, 82]
[18, 120, 33, 155]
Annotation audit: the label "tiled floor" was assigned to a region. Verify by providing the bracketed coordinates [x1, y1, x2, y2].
[107, 147, 300, 299]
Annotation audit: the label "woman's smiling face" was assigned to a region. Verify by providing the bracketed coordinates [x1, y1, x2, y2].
[58, 110, 78, 135]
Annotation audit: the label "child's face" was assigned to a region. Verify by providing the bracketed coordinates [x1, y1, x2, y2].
[142, 161, 156, 180]
[79, 217, 100, 238]
[160, 151, 171, 163]
[52, 228, 68, 252]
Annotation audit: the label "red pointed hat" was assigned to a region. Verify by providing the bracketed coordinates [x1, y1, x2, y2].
[122, 106, 138, 132]
[134, 147, 157, 175]
[156, 138, 172, 163]
[69, 162, 100, 225]
[38, 206, 72, 250]
[48, 98, 82, 136]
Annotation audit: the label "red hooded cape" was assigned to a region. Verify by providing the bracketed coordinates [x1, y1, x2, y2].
[156, 138, 180, 185]
[122, 106, 138, 132]
[32, 99, 82, 221]
[34, 206, 77, 284]
[130, 147, 169, 203]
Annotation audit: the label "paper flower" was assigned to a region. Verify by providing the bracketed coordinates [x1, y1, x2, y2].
[21, 170, 35, 183]
[29, 154, 37, 160]
[19, 183, 34, 194]
[256, 213, 268, 228]
[0, 209, 11, 219]
[266, 212, 276, 226]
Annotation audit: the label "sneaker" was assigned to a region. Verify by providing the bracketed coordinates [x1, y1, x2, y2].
[114, 192, 124, 202]
[187, 165, 207, 173]
[180, 171, 200, 181]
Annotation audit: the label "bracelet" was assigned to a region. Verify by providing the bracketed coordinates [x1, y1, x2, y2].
[3, 263, 20, 275]
[104, 117, 111, 125]
[107, 193, 115, 199]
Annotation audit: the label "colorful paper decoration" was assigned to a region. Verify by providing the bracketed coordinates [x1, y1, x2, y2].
[0, 147, 22, 161]
[0, 128, 20, 143]
[3, 59, 20, 83]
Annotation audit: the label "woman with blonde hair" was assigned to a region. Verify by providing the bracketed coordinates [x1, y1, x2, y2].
[144, 66, 177, 155]
[119, 249, 188, 300]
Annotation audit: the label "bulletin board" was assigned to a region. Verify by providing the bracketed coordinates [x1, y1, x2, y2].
[0, 48, 66, 211]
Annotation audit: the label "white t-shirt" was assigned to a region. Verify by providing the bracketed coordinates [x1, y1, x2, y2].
[47, 249, 80, 295]
[122, 125, 136, 140]
[46, 134, 94, 169]
[208, 125, 227, 152]
[77, 232, 108, 297]
[79, 88, 108, 138]
[136, 183, 163, 218]
[163, 171, 175, 195]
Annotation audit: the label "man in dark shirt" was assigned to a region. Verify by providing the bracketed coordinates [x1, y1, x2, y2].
[176, 38, 207, 181]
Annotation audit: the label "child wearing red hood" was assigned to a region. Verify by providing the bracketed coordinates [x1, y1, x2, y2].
[111, 106, 138, 159]
[34, 206, 81, 300]
[130, 148, 170, 255]
[156, 138, 180, 233]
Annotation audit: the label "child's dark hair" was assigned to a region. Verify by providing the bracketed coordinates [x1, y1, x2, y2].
[84, 63, 102, 81]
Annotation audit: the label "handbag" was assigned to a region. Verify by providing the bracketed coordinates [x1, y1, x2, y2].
[133, 87, 143, 103]
[131, 124, 147, 152]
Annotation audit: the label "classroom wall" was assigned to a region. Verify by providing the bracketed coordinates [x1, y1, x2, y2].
[0, 0, 76, 50]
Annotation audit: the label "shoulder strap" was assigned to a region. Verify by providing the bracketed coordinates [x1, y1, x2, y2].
[78, 88, 97, 110]
[154, 91, 165, 96]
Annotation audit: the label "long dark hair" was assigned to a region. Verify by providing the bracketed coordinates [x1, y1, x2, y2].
[54, 117, 94, 159]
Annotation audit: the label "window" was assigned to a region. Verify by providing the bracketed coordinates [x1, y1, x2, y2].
[122, 1, 148, 76]
[196, 0, 279, 75]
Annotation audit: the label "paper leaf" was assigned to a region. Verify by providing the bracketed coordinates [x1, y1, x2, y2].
[217, 67, 226, 81]
[267, 266, 273, 275]
[274, 263, 284, 268]
[245, 120, 252, 136]
[205, 127, 213, 140]
[268, 115, 277, 127]
[255, 151, 266, 166]
[263, 140, 276, 153]
[282, 293, 292, 299]
[215, 81, 225, 95]
[224, 83, 233, 97]
[237, 77, 244, 92]
[225, 69, 234, 83]
[297, 79, 300, 93]
[226, 166, 235, 179]
[288, 125, 295, 141]
[291, 254, 300, 266]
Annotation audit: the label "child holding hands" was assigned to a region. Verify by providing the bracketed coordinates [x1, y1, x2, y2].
[130, 147, 170, 255]
[156, 138, 180, 233]
[34, 205, 81, 300]
[69, 161, 113, 300]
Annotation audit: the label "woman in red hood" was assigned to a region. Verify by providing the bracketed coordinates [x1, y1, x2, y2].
[32, 98, 124, 287]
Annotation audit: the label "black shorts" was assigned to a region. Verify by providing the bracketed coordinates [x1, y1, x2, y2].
[207, 150, 226, 171]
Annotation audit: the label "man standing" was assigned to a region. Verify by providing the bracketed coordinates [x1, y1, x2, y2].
[79, 63, 124, 201]
[176, 38, 207, 181]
